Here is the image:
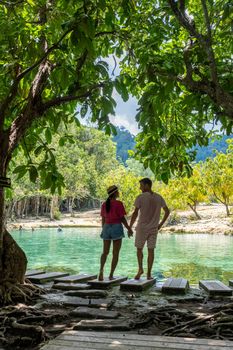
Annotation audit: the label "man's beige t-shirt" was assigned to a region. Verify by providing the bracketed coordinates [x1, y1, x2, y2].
[134, 192, 167, 233]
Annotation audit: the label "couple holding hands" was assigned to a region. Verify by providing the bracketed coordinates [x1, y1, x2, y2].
[99, 178, 170, 281]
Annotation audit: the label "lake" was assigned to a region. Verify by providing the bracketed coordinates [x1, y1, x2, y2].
[11, 228, 233, 284]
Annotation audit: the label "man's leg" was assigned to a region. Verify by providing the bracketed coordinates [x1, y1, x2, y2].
[109, 239, 122, 279]
[99, 240, 111, 281]
[134, 248, 144, 280]
[147, 248, 154, 280]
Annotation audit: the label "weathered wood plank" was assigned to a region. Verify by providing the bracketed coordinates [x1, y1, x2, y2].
[88, 276, 128, 289]
[162, 278, 189, 294]
[65, 289, 107, 298]
[62, 296, 90, 307]
[229, 280, 233, 287]
[54, 273, 97, 284]
[40, 331, 233, 350]
[27, 272, 69, 283]
[70, 307, 119, 319]
[25, 269, 45, 276]
[61, 331, 233, 346]
[120, 278, 156, 292]
[199, 280, 233, 296]
[52, 283, 91, 291]
[89, 298, 112, 308]
[73, 319, 130, 331]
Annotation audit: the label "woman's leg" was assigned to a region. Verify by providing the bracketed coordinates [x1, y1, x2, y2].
[99, 240, 111, 281]
[109, 239, 122, 279]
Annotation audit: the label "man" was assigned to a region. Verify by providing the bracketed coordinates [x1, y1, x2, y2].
[129, 178, 170, 280]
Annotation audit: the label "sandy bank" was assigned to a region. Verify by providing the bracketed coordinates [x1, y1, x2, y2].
[7, 204, 233, 235]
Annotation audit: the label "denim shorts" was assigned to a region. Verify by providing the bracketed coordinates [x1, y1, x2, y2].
[100, 223, 125, 240]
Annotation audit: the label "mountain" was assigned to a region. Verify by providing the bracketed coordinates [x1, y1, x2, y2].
[194, 135, 233, 161]
[113, 127, 233, 163]
[112, 126, 136, 163]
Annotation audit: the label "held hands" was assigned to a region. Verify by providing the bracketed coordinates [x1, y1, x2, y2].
[127, 227, 133, 238]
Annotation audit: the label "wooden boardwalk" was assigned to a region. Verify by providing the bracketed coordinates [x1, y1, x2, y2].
[162, 278, 189, 294]
[40, 330, 233, 349]
[199, 280, 233, 296]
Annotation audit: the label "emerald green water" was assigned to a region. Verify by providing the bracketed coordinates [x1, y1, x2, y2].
[11, 228, 233, 284]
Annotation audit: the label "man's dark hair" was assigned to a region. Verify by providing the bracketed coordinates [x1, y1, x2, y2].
[139, 178, 152, 187]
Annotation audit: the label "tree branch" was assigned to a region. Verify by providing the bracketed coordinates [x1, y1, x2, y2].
[200, 0, 218, 85]
[42, 83, 104, 111]
[0, 28, 73, 125]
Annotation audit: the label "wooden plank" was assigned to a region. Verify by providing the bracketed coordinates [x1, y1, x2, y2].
[62, 296, 90, 307]
[73, 319, 130, 331]
[54, 273, 97, 284]
[199, 280, 233, 296]
[40, 330, 233, 349]
[89, 298, 112, 308]
[49, 337, 233, 350]
[65, 289, 107, 298]
[28, 272, 69, 284]
[120, 278, 156, 292]
[70, 307, 119, 319]
[61, 331, 233, 346]
[229, 280, 233, 287]
[52, 283, 91, 291]
[25, 269, 45, 276]
[162, 278, 189, 294]
[88, 276, 128, 289]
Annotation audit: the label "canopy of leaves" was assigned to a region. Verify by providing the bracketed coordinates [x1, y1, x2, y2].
[0, 0, 133, 191]
[120, 0, 233, 181]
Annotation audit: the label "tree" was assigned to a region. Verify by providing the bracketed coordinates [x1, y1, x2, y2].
[202, 140, 233, 216]
[121, 0, 233, 179]
[0, 0, 133, 303]
[97, 166, 140, 213]
[162, 166, 208, 219]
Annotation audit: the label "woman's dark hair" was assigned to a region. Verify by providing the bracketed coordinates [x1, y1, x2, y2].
[106, 193, 115, 213]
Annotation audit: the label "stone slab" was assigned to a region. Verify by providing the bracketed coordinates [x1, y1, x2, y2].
[229, 280, 233, 287]
[162, 278, 189, 294]
[28, 272, 70, 284]
[70, 307, 119, 319]
[52, 283, 91, 291]
[63, 297, 90, 307]
[89, 298, 112, 308]
[120, 278, 156, 292]
[25, 269, 45, 276]
[199, 280, 233, 296]
[41, 293, 90, 306]
[65, 289, 108, 298]
[54, 273, 97, 284]
[73, 319, 130, 331]
[88, 276, 127, 289]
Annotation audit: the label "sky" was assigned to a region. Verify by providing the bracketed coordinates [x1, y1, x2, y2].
[109, 93, 139, 135]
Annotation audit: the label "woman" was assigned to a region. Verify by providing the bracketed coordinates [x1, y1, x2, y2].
[99, 185, 132, 281]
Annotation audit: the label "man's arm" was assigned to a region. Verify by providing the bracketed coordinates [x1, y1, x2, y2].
[158, 206, 170, 230]
[130, 207, 139, 228]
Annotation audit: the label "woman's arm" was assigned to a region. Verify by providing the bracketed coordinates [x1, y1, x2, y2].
[121, 217, 133, 237]
[102, 216, 105, 227]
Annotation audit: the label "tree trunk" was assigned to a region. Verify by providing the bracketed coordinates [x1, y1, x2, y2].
[0, 138, 28, 304]
[224, 203, 230, 216]
[187, 203, 201, 220]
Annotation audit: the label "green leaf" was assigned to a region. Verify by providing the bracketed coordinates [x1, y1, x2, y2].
[29, 166, 38, 183]
[45, 128, 52, 144]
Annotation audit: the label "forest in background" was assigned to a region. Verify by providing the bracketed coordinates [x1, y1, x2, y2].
[6, 123, 233, 221]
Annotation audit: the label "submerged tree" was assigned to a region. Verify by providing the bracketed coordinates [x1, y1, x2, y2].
[0, 0, 132, 303]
